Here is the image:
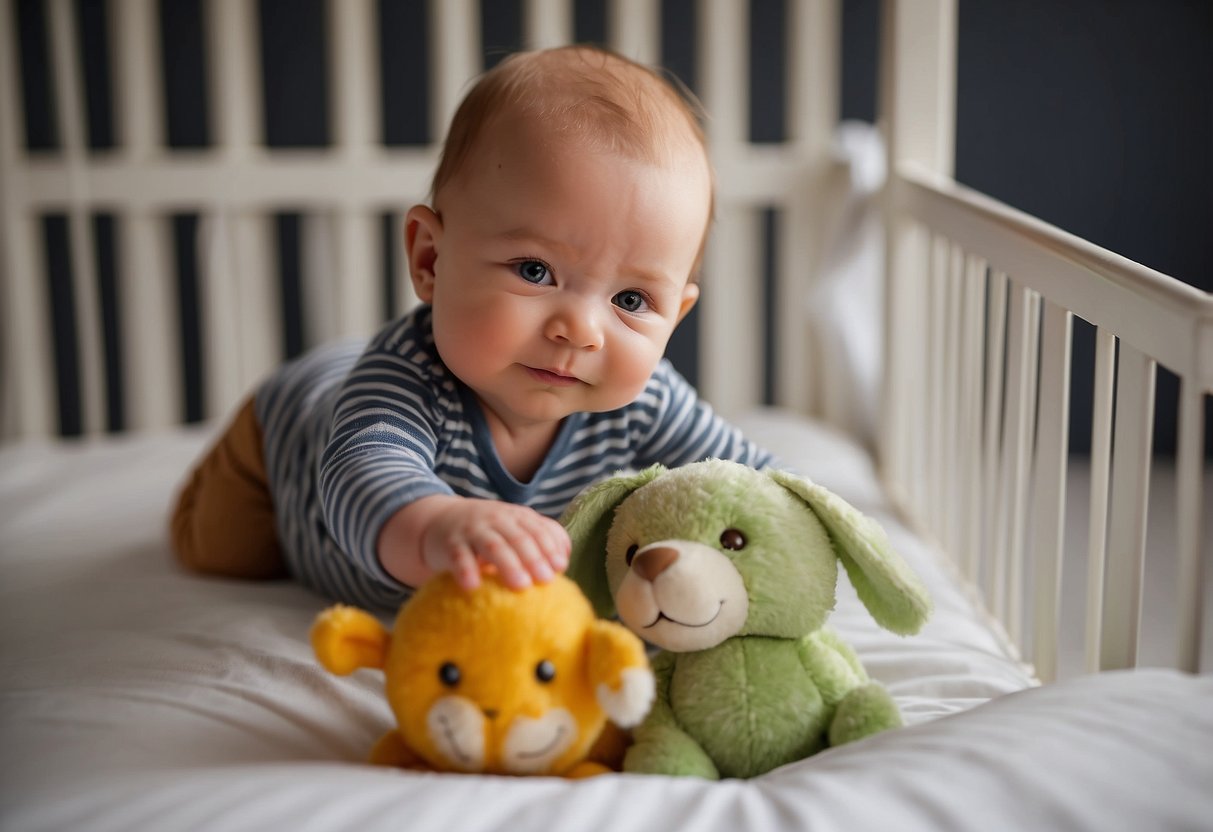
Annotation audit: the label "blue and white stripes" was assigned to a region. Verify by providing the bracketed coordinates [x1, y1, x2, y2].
[257, 305, 773, 610]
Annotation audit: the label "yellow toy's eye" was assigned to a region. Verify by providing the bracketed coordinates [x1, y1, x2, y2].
[535, 660, 556, 683]
[625, 544, 639, 565]
[438, 661, 461, 687]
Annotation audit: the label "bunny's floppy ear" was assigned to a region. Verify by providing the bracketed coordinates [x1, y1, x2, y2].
[561, 465, 666, 617]
[767, 470, 932, 635]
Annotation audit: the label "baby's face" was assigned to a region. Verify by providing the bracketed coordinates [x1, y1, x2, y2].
[414, 114, 710, 436]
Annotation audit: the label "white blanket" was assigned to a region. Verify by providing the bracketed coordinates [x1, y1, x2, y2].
[1, 414, 1209, 831]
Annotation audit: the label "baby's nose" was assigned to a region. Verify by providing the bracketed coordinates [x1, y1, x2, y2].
[545, 301, 604, 350]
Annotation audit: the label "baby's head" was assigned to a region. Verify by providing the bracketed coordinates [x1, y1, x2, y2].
[406, 46, 713, 433]
[431, 46, 711, 242]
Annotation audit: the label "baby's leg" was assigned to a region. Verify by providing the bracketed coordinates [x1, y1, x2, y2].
[170, 396, 287, 579]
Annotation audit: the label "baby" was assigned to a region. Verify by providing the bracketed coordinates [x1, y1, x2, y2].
[171, 45, 774, 610]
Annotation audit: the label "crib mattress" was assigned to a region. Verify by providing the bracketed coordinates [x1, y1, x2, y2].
[1, 412, 1210, 831]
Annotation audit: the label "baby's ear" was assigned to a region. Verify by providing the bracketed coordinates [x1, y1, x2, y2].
[404, 204, 443, 302]
[311, 605, 391, 675]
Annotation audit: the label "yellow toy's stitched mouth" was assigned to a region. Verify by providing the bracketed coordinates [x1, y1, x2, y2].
[515, 724, 568, 760]
[435, 712, 477, 767]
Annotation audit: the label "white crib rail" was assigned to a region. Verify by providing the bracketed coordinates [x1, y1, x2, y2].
[0, 0, 838, 441]
[883, 163, 1212, 679]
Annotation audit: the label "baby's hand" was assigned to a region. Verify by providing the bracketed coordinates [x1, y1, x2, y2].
[379, 495, 570, 591]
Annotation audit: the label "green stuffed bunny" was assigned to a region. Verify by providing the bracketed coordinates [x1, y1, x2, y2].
[562, 459, 932, 779]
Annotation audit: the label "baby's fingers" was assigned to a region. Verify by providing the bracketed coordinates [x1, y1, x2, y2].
[447, 543, 482, 591]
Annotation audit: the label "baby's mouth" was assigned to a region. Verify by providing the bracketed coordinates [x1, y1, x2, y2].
[524, 366, 580, 387]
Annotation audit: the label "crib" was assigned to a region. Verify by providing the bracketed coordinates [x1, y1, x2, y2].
[2, 1, 1210, 830]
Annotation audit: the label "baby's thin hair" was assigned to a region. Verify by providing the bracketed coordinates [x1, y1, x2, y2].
[430, 45, 714, 277]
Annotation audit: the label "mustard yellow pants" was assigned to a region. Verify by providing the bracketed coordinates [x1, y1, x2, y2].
[170, 397, 287, 579]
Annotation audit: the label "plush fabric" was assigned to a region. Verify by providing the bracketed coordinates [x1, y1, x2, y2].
[562, 460, 931, 778]
[312, 573, 654, 777]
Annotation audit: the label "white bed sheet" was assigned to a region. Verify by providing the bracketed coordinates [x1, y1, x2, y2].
[1, 413, 1210, 831]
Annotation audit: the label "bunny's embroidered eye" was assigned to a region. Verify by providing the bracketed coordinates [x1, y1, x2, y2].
[625, 544, 639, 565]
[719, 529, 746, 551]
[438, 662, 461, 687]
[535, 660, 556, 683]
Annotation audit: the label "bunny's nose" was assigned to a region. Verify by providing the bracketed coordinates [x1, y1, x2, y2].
[483, 708, 499, 720]
[632, 546, 679, 582]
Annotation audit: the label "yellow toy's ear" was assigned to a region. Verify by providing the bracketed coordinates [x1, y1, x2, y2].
[311, 604, 391, 675]
[585, 620, 655, 729]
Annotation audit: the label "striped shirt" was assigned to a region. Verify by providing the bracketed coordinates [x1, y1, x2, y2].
[256, 305, 773, 610]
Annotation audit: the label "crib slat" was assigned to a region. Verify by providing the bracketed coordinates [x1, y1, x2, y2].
[941, 242, 964, 554]
[959, 254, 988, 582]
[430, 0, 479, 139]
[329, 0, 379, 152]
[233, 213, 281, 393]
[119, 214, 180, 429]
[113, 0, 176, 429]
[1030, 300, 1072, 681]
[49, 0, 105, 435]
[881, 220, 928, 495]
[208, 0, 261, 152]
[1174, 382, 1206, 672]
[993, 281, 1036, 632]
[0, 0, 52, 438]
[0, 215, 56, 438]
[701, 205, 761, 417]
[1100, 342, 1156, 671]
[1084, 326, 1116, 672]
[980, 270, 1008, 607]
[610, 0, 660, 64]
[113, 0, 161, 154]
[524, 0, 572, 49]
[701, 0, 747, 148]
[335, 209, 382, 338]
[925, 235, 947, 532]
[198, 211, 278, 418]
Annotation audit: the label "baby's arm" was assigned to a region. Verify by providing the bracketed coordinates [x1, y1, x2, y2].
[377, 494, 569, 591]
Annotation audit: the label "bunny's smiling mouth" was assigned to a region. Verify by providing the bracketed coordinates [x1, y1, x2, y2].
[643, 601, 724, 629]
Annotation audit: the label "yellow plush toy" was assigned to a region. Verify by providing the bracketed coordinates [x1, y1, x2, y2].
[312, 572, 655, 778]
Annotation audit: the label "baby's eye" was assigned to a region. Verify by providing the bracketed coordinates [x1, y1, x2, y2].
[515, 259, 553, 285]
[613, 290, 649, 313]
